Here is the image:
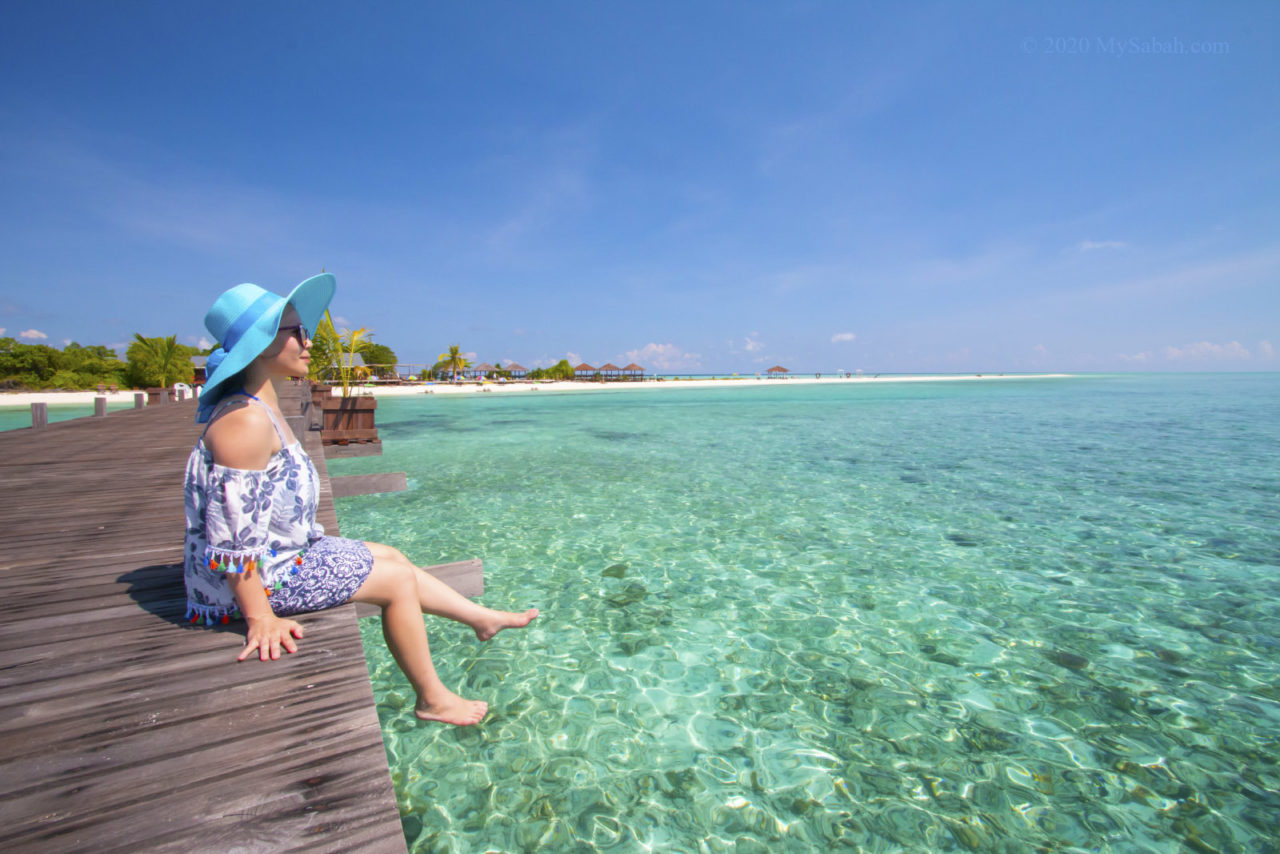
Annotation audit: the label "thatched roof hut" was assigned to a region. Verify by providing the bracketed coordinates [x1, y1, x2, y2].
[505, 362, 527, 377]
[598, 362, 622, 378]
[574, 362, 597, 377]
[766, 365, 789, 377]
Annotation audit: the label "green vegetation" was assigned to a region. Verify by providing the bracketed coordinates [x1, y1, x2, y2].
[127, 334, 198, 389]
[308, 310, 399, 392]
[433, 344, 470, 380]
[362, 343, 398, 378]
[0, 338, 130, 390]
[526, 359, 575, 380]
[307, 313, 340, 382]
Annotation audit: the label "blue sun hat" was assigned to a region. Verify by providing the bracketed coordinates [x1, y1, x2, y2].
[196, 273, 335, 422]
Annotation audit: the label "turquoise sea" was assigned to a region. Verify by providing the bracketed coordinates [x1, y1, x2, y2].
[0, 398, 137, 431]
[331, 373, 1280, 852]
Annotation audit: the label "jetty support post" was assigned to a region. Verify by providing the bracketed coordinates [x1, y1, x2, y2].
[30, 402, 47, 430]
[134, 393, 145, 409]
[95, 396, 107, 417]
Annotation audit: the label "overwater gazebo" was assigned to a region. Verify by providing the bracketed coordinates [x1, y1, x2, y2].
[766, 365, 790, 378]
[574, 362, 597, 379]
[622, 362, 645, 380]
[598, 362, 622, 380]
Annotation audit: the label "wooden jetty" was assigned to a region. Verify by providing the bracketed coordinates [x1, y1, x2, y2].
[0, 394, 475, 852]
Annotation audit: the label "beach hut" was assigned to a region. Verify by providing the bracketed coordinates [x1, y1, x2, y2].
[622, 362, 645, 380]
[470, 362, 495, 380]
[598, 362, 622, 380]
[505, 361, 528, 378]
[574, 362, 597, 379]
[766, 365, 790, 378]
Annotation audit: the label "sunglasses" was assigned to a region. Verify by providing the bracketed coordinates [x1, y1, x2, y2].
[278, 324, 311, 346]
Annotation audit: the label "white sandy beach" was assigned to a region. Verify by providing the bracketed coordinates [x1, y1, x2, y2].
[366, 372, 1072, 397]
[0, 373, 1072, 407]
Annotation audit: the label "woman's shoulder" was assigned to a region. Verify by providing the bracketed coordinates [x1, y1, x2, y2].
[204, 400, 277, 471]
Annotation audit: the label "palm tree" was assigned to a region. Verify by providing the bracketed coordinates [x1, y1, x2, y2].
[132, 333, 186, 388]
[336, 326, 369, 396]
[434, 344, 469, 381]
[308, 312, 341, 382]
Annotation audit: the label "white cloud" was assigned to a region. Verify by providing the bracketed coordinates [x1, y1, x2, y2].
[831, 332, 856, 343]
[1259, 340, 1275, 359]
[1162, 340, 1251, 361]
[1076, 239, 1128, 252]
[0, 327, 5, 336]
[1033, 344, 1049, 356]
[744, 334, 765, 353]
[565, 351, 582, 366]
[197, 335, 213, 350]
[63, 338, 73, 346]
[622, 342, 703, 371]
[19, 329, 48, 340]
[1117, 351, 1151, 363]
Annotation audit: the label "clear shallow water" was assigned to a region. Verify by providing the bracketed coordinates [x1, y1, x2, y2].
[0, 399, 136, 430]
[333, 374, 1280, 852]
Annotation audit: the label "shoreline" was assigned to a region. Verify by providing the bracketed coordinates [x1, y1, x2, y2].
[0, 373, 1073, 407]
[363, 372, 1072, 396]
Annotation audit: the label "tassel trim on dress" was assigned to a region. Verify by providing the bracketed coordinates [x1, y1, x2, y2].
[191, 544, 310, 619]
[185, 602, 241, 626]
[204, 545, 274, 576]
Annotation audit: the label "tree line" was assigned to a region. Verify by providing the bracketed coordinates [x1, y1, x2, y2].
[0, 315, 588, 391]
[0, 318, 399, 391]
[427, 346, 576, 381]
[0, 335, 194, 390]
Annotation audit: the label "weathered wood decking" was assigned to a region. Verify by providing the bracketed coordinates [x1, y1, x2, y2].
[0, 400, 409, 852]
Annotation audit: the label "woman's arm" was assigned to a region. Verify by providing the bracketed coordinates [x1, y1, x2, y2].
[206, 402, 300, 661]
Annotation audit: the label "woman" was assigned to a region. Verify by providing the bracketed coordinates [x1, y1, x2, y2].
[184, 274, 536, 726]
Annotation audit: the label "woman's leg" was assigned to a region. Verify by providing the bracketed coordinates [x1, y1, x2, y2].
[349, 553, 487, 725]
[364, 542, 538, 639]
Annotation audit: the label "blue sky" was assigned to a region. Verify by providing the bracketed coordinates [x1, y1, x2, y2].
[2, 2, 1276, 373]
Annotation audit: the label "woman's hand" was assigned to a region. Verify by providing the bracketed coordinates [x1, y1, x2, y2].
[238, 613, 305, 662]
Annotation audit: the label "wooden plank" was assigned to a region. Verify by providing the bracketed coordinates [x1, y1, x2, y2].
[0, 394, 407, 853]
[324, 442, 383, 459]
[330, 472, 408, 498]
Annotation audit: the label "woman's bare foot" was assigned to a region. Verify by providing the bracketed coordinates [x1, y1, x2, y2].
[474, 607, 539, 642]
[415, 691, 488, 726]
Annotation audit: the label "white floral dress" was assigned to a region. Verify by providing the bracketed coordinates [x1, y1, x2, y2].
[182, 395, 373, 624]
